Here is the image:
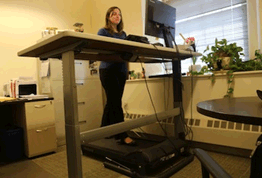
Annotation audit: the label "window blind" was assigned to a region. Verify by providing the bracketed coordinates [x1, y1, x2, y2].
[167, 0, 249, 74]
[168, 0, 246, 20]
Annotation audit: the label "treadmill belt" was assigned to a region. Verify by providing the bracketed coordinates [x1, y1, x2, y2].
[83, 137, 159, 155]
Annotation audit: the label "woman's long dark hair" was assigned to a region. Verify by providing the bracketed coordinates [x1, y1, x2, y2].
[105, 6, 124, 35]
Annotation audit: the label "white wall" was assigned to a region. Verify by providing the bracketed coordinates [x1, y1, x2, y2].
[0, 0, 91, 96]
[88, 0, 143, 35]
[257, 0, 261, 50]
[123, 71, 262, 150]
[247, 0, 262, 58]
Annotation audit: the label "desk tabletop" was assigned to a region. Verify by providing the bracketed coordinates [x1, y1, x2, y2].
[17, 31, 201, 62]
[197, 97, 262, 126]
[0, 98, 54, 106]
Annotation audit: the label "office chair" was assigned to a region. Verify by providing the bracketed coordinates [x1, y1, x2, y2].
[193, 148, 232, 178]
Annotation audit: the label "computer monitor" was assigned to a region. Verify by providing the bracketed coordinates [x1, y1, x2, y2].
[145, 0, 183, 106]
[145, 0, 176, 48]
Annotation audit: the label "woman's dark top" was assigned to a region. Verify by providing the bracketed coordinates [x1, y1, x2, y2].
[97, 28, 127, 73]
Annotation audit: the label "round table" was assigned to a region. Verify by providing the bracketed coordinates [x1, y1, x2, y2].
[197, 97, 262, 126]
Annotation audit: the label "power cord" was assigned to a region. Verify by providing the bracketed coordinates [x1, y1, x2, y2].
[150, 38, 192, 144]
[137, 58, 180, 151]
[151, 44, 172, 112]
[151, 44, 172, 131]
[168, 30, 194, 143]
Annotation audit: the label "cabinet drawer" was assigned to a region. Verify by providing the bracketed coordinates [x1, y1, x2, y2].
[49, 59, 88, 80]
[76, 79, 103, 100]
[26, 125, 57, 158]
[77, 98, 103, 122]
[78, 98, 102, 133]
[25, 100, 55, 129]
[79, 120, 100, 133]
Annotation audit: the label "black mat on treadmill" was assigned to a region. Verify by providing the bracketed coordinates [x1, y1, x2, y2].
[83, 137, 159, 155]
[81, 132, 194, 178]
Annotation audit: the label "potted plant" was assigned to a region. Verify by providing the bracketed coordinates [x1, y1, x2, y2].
[200, 47, 262, 97]
[224, 50, 262, 97]
[200, 38, 244, 71]
[129, 70, 137, 80]
[229, 49, 262, 71]
[188, 56, 201, 72]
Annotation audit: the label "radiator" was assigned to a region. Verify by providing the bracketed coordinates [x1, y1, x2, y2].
[124, 113, 261, 150]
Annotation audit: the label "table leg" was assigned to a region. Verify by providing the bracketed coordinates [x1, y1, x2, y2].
[62, 51, 83, 178]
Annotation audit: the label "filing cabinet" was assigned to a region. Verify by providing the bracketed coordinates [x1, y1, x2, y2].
[26, 125, 56, 158]
[39, 59, 103, 146]
[24, 100, 57, 157]
[14, 99, 57, 158]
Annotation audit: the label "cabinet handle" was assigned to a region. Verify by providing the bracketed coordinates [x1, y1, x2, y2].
[36, 128, 48, 133]
[76, 83, 84, 85]
[78, 102, 85, 105]
[34, 105, 46, 108]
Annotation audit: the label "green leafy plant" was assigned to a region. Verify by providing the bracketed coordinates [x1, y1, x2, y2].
[255, 49, 262, 60]
[224, 70, 234, 98]
[130, 70, 137, 79]
[192, 56, 197, 65]
[190, 66, 208, 76]
[200, 38, 244, 71]
[199, 39, 262, 97]
[229, 49, 262, 72]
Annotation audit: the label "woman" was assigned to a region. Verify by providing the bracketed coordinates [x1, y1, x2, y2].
[98, 6, 136, 146]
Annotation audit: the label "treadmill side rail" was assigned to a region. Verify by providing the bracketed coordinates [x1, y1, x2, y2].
[80, 108, 180, 143]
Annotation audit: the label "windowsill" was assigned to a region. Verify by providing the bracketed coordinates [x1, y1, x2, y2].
[183, 70, 262, 79]
[126, 70, 262, 82]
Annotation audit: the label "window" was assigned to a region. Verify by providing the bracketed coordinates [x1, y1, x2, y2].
[170, 0, 249, 74]
[144, 0, 249, 76]
[172, 0, 249, 73]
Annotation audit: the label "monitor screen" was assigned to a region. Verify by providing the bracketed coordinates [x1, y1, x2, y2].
[145, 0, 176, 40]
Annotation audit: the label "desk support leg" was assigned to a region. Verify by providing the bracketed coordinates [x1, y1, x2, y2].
[173, 60, 185, 140]
[62, 51, 83, 178]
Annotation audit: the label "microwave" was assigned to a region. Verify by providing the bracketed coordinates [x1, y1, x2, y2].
[3, 79, 37, 98]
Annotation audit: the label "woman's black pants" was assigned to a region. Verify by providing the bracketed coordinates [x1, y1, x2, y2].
[99, 68, 128, 139]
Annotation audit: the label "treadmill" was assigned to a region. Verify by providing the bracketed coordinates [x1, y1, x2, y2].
[81, 4, 195, 176]
[81, 131, 194, 178]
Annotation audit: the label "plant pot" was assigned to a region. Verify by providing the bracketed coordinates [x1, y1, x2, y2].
[188, 64, 201, 72]
[213, 57, 231, 70]
[221, 57, 231, 69]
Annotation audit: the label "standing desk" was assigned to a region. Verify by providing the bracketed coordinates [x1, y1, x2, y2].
[18, 31, 201, 178]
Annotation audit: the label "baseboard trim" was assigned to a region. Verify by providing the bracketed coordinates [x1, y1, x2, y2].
[188, 140, 252, 158]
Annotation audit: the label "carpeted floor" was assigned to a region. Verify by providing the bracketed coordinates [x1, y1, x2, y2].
[31, 145, 251, 178]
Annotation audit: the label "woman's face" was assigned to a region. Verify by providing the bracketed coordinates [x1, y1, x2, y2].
[109, 8, 121, 25]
